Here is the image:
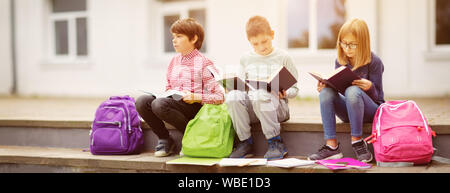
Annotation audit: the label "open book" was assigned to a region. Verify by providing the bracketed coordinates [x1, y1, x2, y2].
[246, 65, 297, 92]
[207, 66, 297, 92]
[139, 89, 186, 101]
[309, 66, 361, 95]
[206, 66, 254, 91]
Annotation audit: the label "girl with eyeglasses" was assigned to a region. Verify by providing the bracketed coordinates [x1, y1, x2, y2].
[308, 18, 385, 162]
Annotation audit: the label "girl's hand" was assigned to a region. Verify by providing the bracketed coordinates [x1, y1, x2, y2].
[352, 78, 372, 91]
[278, 90, 287, 99]
[317, 81, 326, 93]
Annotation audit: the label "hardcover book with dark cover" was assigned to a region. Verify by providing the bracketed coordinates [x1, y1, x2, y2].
[246, 66, 297, 92]
[309, 66, 361, 95]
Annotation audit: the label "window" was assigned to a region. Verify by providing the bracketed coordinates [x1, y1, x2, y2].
[164, 15, 181, 52]
[160, 0, 207, 53]
[288, 0, 346, 51]
[288, 0, 309, 48]
[434, 0, 450, 47]
[427, 0, 450, 60]
[49, 0, 88, 60]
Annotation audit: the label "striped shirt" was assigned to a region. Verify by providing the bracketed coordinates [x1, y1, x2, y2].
[166, 49, 224, 104]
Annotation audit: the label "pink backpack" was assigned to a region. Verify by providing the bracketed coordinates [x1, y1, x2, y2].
[365, 100, 436, 165]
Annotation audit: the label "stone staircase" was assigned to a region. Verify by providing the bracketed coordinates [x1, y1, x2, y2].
[1, 96, 450, 173]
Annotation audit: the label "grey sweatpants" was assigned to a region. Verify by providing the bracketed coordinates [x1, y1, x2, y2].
[224, 90, 290, 141]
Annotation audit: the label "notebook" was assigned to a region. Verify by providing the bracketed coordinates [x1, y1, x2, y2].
[316, 158, 372, 170]
[166, 156, 222, 166]
[218, 158, 267, 167]
[267, 158, 316, 168]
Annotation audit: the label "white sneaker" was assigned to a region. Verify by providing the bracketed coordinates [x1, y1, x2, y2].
[154, 138, 174, 157]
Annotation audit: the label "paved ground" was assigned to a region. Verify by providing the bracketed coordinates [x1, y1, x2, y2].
[0, 95, 449, 125]
[2, 145, 450, 173]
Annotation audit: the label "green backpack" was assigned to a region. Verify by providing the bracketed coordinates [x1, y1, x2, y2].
[181, 104, 235, 158]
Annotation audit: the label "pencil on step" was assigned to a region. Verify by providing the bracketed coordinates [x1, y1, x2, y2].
[238, 160, 259, 167]
[322, 163, 365, 168]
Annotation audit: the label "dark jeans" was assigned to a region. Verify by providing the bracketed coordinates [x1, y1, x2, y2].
[135, 95, 202, 140]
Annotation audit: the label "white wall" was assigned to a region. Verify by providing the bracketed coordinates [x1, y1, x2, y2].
[0, 0, 13, 94]
[379, 0, 450, 97]
[208, 0, 280, 72]
[14, 0, 155, 97]
[10, 0, 450, 98]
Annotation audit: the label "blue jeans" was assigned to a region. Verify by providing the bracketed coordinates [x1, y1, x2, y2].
[319, 86, 379, 140]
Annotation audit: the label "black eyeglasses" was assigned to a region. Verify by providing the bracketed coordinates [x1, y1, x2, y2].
[339, 42, 358, 50]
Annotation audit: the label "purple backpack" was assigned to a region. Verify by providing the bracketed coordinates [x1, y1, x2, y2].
[90, 96, 144, 155]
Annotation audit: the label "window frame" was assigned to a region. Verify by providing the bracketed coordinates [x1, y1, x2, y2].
[281, 0, 380, 64]
[429, 0, 450, 52]
[424, 0, 450, 61]
[281, 0, 344, 64]
[284, 0, 345, 53]
[157, 0, 207, 58]
[47, 1, 89, 64]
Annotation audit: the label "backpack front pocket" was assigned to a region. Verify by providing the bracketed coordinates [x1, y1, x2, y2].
[91, 127, 126, 153]
[380, 126, 433, 160]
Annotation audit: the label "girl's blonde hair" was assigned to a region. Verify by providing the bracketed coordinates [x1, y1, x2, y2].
[336, 18, 371, 70]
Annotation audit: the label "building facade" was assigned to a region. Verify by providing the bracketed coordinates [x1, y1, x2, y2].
[0, 0, 449, 98]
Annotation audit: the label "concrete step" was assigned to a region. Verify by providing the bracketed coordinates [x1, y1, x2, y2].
[1, 96, 449, 158]
[2, 145, 450, 173]
[1, 119, 450, 159]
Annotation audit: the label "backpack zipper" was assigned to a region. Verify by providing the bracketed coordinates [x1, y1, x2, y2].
[119, 101, 132, 133]
[101, 106, 126, 130]
[95, 121, 121, 128]
[103, 102, 132, 134]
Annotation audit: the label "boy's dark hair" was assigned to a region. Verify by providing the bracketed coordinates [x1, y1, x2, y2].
[170, 18, 205, 50]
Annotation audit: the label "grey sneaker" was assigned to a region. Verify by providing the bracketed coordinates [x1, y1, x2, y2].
[229, 139, 254, 158]
[308, 143, 343, 161]
[264, 137, 288, 160]
[352, 140, 373, 163]
[154, 138, 175, 157]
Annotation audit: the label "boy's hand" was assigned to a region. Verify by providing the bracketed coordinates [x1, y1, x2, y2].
[182, 91, 202, 104]
[352, 78, 372, 91]
[278, 90, 287, 99]
[317, 81, 326, 93]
